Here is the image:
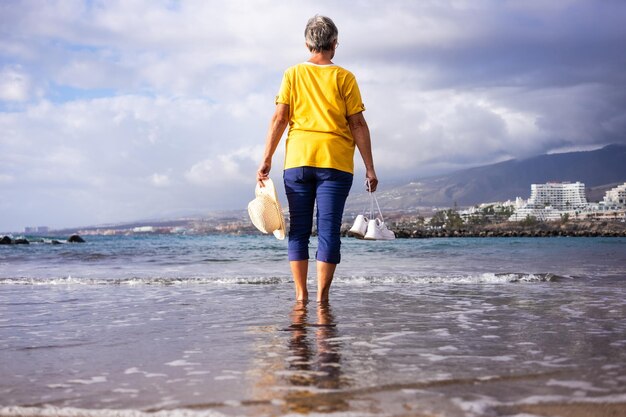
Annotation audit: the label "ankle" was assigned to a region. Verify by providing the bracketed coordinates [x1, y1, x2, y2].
[316, 289, 329, 302]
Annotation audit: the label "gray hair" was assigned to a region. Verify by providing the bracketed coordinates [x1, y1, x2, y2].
[304, 15, 338, 52]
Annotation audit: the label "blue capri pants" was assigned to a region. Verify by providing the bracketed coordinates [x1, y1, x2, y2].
[283, 167, 353, 264]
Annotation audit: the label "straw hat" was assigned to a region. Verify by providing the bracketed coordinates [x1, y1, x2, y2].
[248, 178, 286, 240]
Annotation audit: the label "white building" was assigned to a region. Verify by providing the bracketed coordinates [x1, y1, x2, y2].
[24, 226, 49, 234]
[509, 181, 588, 222]
[132, 226, 155, 233]
[510, 207, 564, 222]
[603, 183, 626, 207]
[527, 182, 587, 209]
[508, 181, 626, 222]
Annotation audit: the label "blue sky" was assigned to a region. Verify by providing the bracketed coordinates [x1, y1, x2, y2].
[1, 0, 625, 232]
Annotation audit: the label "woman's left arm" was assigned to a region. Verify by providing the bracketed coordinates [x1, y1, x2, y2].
[257, 103, 290, 186]
[348, 111, 378, 192]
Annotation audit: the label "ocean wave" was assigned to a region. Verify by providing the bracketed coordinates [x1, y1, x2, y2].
[0, 273, 565, 286]
[337, 272, 564, 284]
[0, 276, 287, 286]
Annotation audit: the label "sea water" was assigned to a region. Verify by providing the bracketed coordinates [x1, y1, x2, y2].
[1, 235, 625, 416]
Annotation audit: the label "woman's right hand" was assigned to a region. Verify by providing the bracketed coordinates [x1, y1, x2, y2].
[257, 104, 289, 188]
[257, 161, 271, 187]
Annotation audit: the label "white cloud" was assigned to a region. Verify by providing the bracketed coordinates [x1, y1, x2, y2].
[149, 173, 171, 187]
[1, 0, 625, 230]
[185, 159, 213, 186]
[0, 174, 15, 184]
[0, 67, 30, 101]
[185, 145, 262, 187]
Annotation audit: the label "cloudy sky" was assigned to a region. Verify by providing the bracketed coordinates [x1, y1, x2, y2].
[1, 0, 625, 232]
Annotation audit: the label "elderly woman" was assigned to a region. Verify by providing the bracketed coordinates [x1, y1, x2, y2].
[257, 15, 377, 302]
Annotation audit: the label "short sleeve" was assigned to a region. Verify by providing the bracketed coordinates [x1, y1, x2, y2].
[343, 72, 366, 116]
[275, 69, 291, 105]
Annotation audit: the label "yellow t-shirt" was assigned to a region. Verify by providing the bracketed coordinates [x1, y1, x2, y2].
[276, 62, 365, 174]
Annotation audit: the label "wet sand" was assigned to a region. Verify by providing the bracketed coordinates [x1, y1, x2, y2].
[2, 275, 626, 417]
[497, 402, 626, 417]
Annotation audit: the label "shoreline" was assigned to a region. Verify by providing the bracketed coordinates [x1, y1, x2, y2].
[387, 228, 626, 238]
[2, 398, 626, 417]
[343, 219, 626, 238]
[4, 219, 626, 241]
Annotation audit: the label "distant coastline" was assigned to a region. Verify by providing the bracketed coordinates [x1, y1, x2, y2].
[379, 219, 626, 238]
[5, 213, 626, 241]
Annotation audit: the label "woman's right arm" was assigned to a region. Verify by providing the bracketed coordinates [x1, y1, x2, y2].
[257, 103, 290, 186]
[348, 111, 378, 192]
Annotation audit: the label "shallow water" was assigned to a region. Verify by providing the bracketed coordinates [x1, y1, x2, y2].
[1, 236, 625, 416]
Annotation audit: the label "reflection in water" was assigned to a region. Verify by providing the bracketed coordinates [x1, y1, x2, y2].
[281, 301, 349, 413]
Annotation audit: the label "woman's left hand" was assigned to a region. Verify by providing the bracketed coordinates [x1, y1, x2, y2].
[366, 174, 378, 192]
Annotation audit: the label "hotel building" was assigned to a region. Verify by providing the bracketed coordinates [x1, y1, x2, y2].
[527, 182, 587, 209]
[603, 183, 626, 208]
[510, 181, 588, 221]
[509, 181, 626, 221]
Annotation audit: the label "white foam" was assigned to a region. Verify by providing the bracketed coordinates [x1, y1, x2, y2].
[112, 388, 139, 394]
[430, 328, 451, 336]
[0, 406, 229, 417]
[323, 336, 355, 343]
[123, 368, 167, 378]
[165, 360, 199, 367]
[213, 375, 238, 380]
[144, 372, 167, 378]
[46, 384, 72, 389]
[67, 376, 107, 385]
[186, 371, 211, 376]
[373, 331, 416, 342]
[522, 359, 573, 369]
[451, 392, 626, 417]
[516, 393, 626, 405]
[451, 394, 499, 415]
[0, 272, 563, 286]
[546, 379, 608, 392]
[419, 353, 448, 362]
[489, 355, 515, 362]
[437, 345, 459, 352]
[351, 341, 380, 348]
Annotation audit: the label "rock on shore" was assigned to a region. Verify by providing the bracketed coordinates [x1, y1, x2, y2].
[0, 234, 86, 244]
[68, 234, 86, 243]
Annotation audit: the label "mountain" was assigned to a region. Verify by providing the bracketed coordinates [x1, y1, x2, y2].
[346, 144, 626, 211]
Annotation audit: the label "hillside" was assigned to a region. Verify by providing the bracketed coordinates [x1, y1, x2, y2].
[346, 144, 626, 211]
